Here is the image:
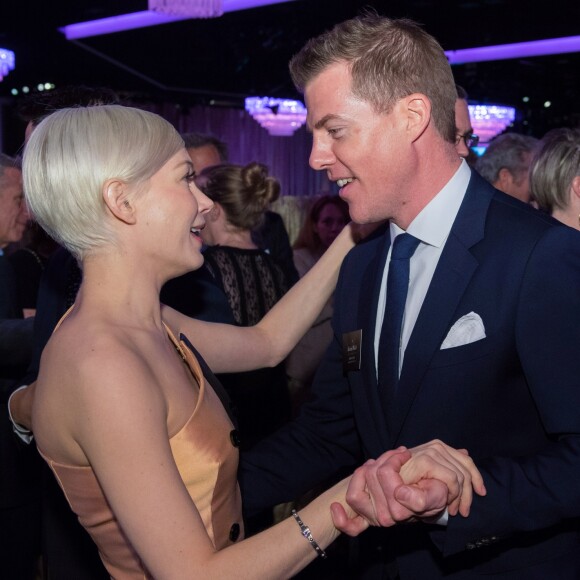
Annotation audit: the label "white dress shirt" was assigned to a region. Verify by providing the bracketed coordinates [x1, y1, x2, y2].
[374, 160, 471, 377]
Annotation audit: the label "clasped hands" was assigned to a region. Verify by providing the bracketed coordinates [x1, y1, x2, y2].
[332, 440, 487, 536]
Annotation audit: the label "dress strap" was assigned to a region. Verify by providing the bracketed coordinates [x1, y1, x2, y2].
[162, 322, 205, 389]
[53, 305, 75, 333]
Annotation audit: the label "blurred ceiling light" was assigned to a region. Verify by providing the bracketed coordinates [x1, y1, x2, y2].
[245, 96, 307, 137]
[60, 0, 296, 39]
[446, 36, 580, 64]
[149, 0, 223, 18]
[0, 49, 15, 82]
[468, 104, 516, 144]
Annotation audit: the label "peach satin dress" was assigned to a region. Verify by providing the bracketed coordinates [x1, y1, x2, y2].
[37, 326, 244, 579]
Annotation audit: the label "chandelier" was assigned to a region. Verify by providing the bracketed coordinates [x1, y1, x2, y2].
[469, 104, 516, 144]
[0, 49, 15, 82]
[245, 97, 307, 137]
[148, 0, 223, 18]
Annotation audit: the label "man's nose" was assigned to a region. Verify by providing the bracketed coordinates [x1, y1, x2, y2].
[309, 136, 335, 171]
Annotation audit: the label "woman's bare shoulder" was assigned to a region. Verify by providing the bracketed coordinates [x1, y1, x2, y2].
[34, 314, 167, 461]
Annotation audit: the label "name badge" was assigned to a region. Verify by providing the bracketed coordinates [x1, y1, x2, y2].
[342, 329, 362, 373]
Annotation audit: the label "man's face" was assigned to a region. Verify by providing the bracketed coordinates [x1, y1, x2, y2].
[187, 144, 222, 174]
[495, 151, 534, 203]
[454, 98, 473, 158]
[305, 61, 413, 226]
[0, 167, 27, 248]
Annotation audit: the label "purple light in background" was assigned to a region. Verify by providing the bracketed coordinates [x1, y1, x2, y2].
[445, 36, 580, 64]
[245, 96, 307, 136]
[149, 0, 223, 18]
[60, 0, 296, 39]
[0, 48, 15, 82]
[469, 104, 516, 144]
[60, 12, 182, 39]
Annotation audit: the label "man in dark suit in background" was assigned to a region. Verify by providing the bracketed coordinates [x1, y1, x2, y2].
[240, 14, 580, 578]
[0, 153, 40, 580]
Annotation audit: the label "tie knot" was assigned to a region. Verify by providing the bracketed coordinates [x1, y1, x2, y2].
[391, 233, 420, 260]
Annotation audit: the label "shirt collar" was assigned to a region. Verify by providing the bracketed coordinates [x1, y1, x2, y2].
[390, 160, 471, 247]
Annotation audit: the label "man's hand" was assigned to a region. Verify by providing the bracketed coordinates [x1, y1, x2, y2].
[8, 382, 35, 430]
[400, 440, 486, 518]
[335, 440, 486, 530]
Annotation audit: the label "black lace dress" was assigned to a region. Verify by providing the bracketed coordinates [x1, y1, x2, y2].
[202, 246, 292, 451]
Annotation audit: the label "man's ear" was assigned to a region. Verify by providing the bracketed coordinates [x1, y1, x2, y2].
[102, 179, 136, 225]
[404, 93, 431, 142]
[496, 167, 514, 190]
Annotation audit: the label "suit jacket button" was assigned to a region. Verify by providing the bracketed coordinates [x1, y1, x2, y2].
[229, 523, 240, 542]
[230, 429, 241, 447]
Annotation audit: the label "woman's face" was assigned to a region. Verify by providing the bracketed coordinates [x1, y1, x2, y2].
[138, 149, 213, 276]
[314, 203, 348, 248]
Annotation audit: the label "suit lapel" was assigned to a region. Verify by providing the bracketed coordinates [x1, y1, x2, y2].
[354, 231, 394, 452]
[388, 171, 493, 445]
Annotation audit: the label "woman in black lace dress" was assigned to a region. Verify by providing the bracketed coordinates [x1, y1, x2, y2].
[196, 162, 291, 454]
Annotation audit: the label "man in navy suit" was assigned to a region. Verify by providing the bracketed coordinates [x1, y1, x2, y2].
[240, 14, 580, 578]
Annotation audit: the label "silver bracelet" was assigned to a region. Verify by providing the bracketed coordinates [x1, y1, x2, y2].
[291, 509, 327, 560]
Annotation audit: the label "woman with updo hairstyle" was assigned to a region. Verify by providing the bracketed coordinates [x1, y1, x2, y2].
[530, 128, 580, 230]
[198, 161, 280, 236]
[195, 162, 293, 464]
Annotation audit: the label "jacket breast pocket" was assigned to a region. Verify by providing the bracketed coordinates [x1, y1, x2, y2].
[429, 337, 497, 369]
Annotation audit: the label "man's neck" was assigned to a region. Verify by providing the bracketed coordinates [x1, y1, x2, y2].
[394, 146, 462, 230]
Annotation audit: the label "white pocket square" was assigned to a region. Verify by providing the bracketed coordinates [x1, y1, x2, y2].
[440, 312, 486, 350]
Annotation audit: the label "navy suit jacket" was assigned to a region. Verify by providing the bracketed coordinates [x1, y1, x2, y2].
[240, 171, 580, 578]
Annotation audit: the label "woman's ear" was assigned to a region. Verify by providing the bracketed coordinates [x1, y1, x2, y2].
[102, 179, 136, 225]
[571, 175, 580, 201]
[208, 203, 221, 222]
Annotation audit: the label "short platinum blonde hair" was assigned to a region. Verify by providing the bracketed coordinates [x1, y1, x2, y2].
[23, 105, 184, 259]
[530, 128, 580, 213]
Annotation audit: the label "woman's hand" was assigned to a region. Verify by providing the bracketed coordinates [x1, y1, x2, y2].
[333, 441, 486, 532]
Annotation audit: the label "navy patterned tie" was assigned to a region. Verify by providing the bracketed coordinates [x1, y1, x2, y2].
[378, 233, 420, 404]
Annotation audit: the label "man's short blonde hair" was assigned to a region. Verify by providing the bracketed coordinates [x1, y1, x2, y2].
[289, 14, 457, 143]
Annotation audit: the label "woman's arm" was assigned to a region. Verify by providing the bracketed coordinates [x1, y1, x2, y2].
[58, 338, 359, 579]
[162, 223, 358, 373]
[43, 335, 482, 579]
